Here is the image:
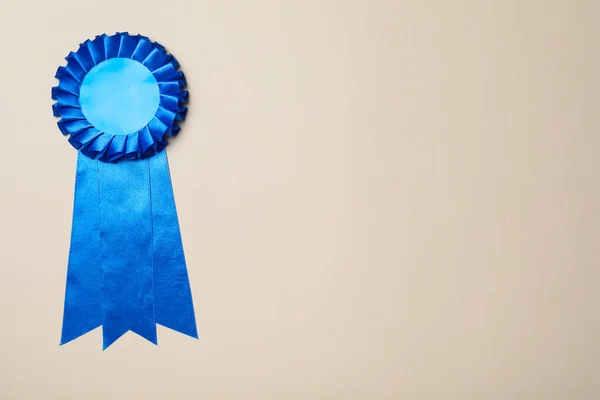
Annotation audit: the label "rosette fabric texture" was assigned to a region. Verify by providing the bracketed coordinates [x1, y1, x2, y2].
[52, 33, 197, 349]
[52, 32, 188, 161]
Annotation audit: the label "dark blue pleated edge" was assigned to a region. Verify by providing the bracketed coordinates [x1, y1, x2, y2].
[52, 32, 188, 162]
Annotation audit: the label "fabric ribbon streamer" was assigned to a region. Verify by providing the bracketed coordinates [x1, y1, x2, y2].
[52, 33, 197, 349]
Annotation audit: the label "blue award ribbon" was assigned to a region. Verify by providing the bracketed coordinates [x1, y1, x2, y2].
[53, 33, 197, 349]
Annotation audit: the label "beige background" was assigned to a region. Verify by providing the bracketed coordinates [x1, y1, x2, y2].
[0, 0, 598, 399]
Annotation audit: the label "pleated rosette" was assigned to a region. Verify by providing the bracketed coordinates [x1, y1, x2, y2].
[52, 32, 188, 162]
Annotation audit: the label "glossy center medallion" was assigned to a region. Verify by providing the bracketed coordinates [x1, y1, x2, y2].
[80, 58, 160, 136]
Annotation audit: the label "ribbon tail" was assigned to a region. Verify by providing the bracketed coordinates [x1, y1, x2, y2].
[98, 158, 157, 349]
[150, 151, 198, 338]
[61, 154, 102, 345]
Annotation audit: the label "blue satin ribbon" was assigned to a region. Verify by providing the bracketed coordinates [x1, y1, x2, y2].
[149, 152, 197, 338]
[54, 33, 196, 349]
[61, 151, 197, 349]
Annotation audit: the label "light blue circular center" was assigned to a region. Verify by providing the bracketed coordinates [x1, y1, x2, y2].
[80, 58, 160, 135]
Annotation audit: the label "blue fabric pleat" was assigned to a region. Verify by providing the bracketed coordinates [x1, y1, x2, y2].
[61, 151, 197, 349]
